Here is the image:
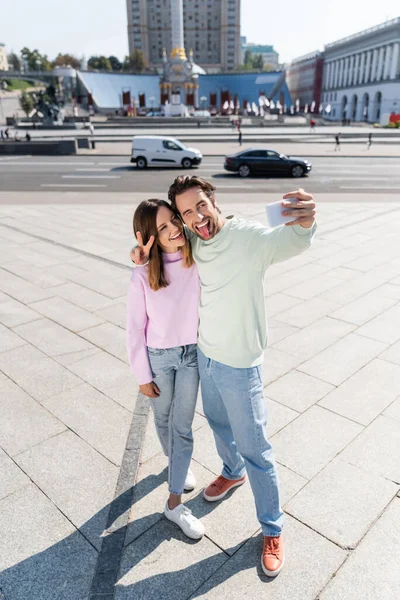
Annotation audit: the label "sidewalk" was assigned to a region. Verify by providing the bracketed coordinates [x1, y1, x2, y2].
[0, 196, 400, 599]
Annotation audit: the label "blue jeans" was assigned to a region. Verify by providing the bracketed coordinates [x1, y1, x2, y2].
[148, 344, 199, 495]
[197, 348, 284, 537]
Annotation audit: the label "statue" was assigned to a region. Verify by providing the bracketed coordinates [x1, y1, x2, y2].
[31, 86, 63, 125]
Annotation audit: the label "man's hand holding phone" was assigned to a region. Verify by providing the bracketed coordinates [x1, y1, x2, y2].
[266, 189, 316, 229]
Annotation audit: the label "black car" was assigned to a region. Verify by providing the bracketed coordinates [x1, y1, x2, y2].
[224, 149, 312, 178]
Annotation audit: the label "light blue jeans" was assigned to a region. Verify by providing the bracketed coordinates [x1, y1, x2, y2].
[197, 348, 284, 537]
[148, 344, 199, 495]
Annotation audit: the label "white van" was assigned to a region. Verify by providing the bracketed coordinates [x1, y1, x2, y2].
[131, 136, 202, 169]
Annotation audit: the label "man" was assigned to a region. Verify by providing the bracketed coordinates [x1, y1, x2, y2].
[334, 132, 341, 151]
[132, 177, 316, 577]
[367, 132, 372, 150]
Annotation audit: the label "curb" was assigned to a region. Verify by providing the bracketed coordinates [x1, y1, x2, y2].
[89, 393, 149, 598]
[81, 152, 400, 160]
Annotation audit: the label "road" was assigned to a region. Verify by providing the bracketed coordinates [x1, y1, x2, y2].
[0, 155, 398, 197]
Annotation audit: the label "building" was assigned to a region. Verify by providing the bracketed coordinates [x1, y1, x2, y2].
[241, 42, 279, 70]
[322, 17, 400, 123]
[76, 70, 291, 114]
[0, 43, 8, 71]
[126, 0, 241, 72]
[286, 51, 324, 110]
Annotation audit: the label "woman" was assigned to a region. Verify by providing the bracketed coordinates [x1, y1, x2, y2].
[126, 199, 204, 539]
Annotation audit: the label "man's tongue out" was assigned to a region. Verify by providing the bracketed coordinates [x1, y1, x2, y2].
[197, 221, 211, 239]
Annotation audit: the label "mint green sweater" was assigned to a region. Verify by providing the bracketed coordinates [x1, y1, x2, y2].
[189, 217, 317, 368]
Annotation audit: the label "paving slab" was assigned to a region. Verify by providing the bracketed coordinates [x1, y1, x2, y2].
[274, 296, 340, 328]
[339, 415, 400, 484]
[0, 371, 66, 456]
[0, 343, 81, 403]
[266, 398, 299, 437]
[286, 458, 398, 549]
[271, 405, 362, 480]
[265, 292, 302, 318]
[0, 484, 97, 600]
[0, 448, 30, 501]
[262, 348, 304, 386]
[267, 319, 299, 345]
[320, 498, 400, 600]
[191, 516, 346, 600]
[0, 322, 26, 354]
[318, 272, 386, 306]
[298, 332, 388, 386]
[29, 295, 105, 332]
[356, 305, 400, 345]
[380, 339, 400, 366]
[0, 267, 53, 304]
[95, 301, 126, 328]
[54, 281, 117, 311]
[53, 346, 102, 366]
[67, 350, 138, 412]
[15, 430, 119, 550]
[272, 316, 354, 362]
[13, 317, 95, 358]
[80, 321, 128, 362]
[116, 518, 229, 600]
[0, 261, 66, 288]
[284, 271, 345, 300]
[318, 358, 400, 425]
[265, 370, 334, 413]
[383, 397, 400, 421]
[0, 297, 41, 327]
[42, 383, 132, 466]
[330, 291, 397, 326]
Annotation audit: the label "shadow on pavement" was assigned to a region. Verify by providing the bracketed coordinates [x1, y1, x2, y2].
[0, 476, 270, 599]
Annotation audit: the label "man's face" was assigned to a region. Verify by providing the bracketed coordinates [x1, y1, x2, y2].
[175, 187, 221, 240]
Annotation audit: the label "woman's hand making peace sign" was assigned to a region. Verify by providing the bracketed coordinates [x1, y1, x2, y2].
[130, 231, 155, 265]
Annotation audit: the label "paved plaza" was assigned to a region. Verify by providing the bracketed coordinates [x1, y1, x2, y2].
[0, 190, 400, 599]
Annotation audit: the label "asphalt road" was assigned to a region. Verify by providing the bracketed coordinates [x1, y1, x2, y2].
[0, 155, 399, 195]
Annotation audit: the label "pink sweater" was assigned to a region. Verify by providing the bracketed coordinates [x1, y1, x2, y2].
[126, 251, 200, 384]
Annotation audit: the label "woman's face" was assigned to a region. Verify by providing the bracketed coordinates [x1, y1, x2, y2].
[156, 205, 186, 253]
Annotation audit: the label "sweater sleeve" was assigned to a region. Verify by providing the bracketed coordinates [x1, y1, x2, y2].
[126, 274, 153, 385]
[254, 221, 317, 270]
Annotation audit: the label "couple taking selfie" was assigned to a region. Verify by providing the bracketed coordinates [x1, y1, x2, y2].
[126, 175, 317, 577]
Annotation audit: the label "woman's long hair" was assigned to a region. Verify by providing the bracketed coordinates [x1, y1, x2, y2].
[133, 199, 194, 291]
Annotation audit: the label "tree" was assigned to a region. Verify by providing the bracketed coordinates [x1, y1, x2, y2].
[108, 56, 122, 71]
[7, 52, 21, 71]
[253, 54, 264, 70]
[53, 53, 81, 69]
[19, 91, 35, 116]
[123, 50, 145, 73]
[244, 49, 253, 67]
[21, 47, 52, 71]
[87, 56, 112, 71]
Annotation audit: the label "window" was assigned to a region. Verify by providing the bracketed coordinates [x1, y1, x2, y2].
[163, 141, 183, 151]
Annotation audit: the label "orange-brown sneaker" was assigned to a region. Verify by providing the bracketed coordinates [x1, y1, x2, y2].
[261, 535, 285, 577]
[203, 474, 246, 502]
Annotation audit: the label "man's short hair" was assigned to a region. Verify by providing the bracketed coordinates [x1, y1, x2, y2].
[168, 175, 216, 211]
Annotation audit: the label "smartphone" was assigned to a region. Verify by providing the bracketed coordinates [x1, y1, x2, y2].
[266, 201, 295, 228]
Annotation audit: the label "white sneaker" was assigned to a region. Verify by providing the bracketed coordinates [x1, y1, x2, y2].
[164, 501, 205, 539]
[184, 467, 196, 491]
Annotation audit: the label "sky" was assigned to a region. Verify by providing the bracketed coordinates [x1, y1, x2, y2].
[2, 0, 399, 64]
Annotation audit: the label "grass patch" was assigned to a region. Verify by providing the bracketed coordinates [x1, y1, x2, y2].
[1, 78, 36, 91]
